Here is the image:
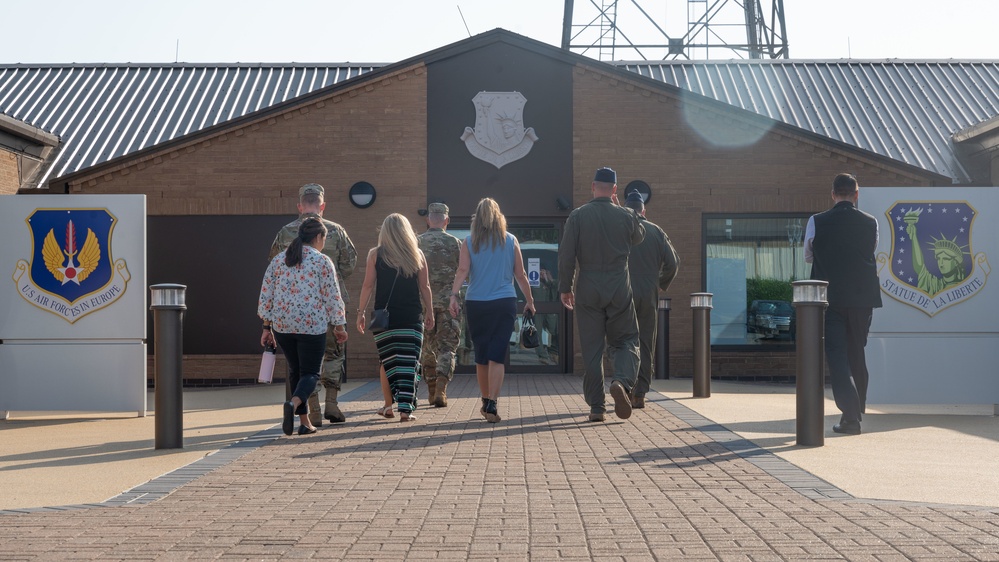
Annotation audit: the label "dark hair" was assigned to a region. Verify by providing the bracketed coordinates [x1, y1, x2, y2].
[285, 217, 327, 267]
[832, 173, 858, 196]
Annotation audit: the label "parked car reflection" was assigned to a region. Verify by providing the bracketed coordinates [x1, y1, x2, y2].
[747, 300, 795, 340]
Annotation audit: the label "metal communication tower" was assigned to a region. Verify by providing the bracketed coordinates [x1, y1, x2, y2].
[561, 0, 788, 61]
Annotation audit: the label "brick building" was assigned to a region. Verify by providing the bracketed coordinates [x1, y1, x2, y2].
[3, 30, 997, 384]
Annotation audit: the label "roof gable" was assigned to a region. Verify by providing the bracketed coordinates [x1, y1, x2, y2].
[2, 29, 998, 186]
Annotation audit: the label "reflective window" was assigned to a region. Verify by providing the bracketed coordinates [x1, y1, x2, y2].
[704, 215, 810, 346]
[449, 226, 562, 371]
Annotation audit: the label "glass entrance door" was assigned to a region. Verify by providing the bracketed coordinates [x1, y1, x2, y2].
[449, 223, 565, 374]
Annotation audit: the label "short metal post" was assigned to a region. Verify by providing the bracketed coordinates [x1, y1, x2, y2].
[655, 297, 671, 379]
[691, 293, 712, 398]
[793, 280, 828, 447]
[150, 284, 186, 449]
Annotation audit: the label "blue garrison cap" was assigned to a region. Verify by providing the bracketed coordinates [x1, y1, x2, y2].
[593, 167, 617, 184]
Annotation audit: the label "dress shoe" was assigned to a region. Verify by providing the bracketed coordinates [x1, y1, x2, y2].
[609, 381, 633, 420]
[282, 401, 295, 436]
[298, 425, 318, 435]
[588, 412, 605, 422]
[832, 421, 861, 435]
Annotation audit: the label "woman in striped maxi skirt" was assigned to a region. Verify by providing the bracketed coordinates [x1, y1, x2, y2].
[356, 213, 434, 422]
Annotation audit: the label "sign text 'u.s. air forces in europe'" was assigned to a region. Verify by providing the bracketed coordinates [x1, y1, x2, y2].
[876, 201, 990, 316]
[12, 208, 130, 323]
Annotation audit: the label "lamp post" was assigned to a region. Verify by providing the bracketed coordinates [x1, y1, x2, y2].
[150, 284, 186, 450]
[793, 280, 827, 447]
[690, 293, 712, 398]
[655, 297, 671, 379]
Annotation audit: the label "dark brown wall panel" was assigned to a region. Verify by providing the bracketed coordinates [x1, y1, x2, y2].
[427, 42, 573, 218]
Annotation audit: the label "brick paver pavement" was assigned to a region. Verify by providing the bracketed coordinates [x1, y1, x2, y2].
[2, 375, 998, 561]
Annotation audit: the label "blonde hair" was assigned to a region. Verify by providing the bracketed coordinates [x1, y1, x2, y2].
[377, 213, 422, 277]
[470, 198, 507, 253]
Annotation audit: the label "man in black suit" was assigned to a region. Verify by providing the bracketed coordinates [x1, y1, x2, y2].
[804, 173, 883, 435]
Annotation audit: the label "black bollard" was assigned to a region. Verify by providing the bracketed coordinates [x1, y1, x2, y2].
[655, 297, 671, 379]
[691, 293, 713, 398]
[793, 280, 828, 447]
[150, 284, 186, 449]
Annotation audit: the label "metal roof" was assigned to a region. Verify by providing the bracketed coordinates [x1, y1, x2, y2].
[0, 63, 377, 187]
[618, 59, 999, 184]
[2, 58, 998, 187]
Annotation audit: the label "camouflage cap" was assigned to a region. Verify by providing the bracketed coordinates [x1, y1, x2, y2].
[427, 202, 449, 215]
[299, 183, 324, 197]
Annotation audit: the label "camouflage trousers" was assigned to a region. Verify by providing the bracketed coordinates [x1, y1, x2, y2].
[316, 323, 345, 392]
[420, 308, 460, 380]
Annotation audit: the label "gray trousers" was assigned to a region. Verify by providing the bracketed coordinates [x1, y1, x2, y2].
[574, 272, 640, 413]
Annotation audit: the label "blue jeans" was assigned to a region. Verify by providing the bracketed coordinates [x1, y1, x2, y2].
[273, 331, 325, 416]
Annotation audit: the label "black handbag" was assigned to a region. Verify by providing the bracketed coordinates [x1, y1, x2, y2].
[368, 269, 399, 331]
[520, 310, 540, 349]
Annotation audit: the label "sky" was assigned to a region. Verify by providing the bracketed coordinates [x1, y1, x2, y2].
[2, 0, 999, 64]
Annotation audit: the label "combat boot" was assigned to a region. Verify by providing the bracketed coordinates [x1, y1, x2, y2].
[324, 386, 345, 423]
[432, 376, 449, 407]
[425, 377, 437, 405]
[307, 393, 323, 427]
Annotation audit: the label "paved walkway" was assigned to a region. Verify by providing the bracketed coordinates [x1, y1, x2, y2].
[2, 375, 999, 560]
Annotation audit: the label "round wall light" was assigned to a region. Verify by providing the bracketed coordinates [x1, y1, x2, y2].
[348, 181, 376, 208]
[623, 180, 652, 204]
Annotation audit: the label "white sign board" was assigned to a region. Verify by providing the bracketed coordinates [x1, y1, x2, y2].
[527, 257, 540, 288]
[863, 187, 998, 405]
[0, 195, 147, 416]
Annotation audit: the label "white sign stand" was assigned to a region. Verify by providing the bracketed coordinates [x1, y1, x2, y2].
[863, 187, 998, 408]
[0, 195, 147, 417]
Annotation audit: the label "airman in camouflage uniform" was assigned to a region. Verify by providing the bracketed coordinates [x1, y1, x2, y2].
[416, 202, 461, 407]
[623, 191, 680, 409]
[269, 183, 357, 426]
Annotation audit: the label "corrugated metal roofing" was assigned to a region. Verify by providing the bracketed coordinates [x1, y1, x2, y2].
[2, 58, 998, 187]
[0, 63, 378, 187]
[618, 59, 999, 183]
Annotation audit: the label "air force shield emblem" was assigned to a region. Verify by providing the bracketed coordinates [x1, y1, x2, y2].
[460, 91, 539, 169]
[876, 201, 990, 316]
[12, 209, 131, 323]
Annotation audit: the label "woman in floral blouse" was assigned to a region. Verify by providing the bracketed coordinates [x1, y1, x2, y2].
[259, 217, 347, 436]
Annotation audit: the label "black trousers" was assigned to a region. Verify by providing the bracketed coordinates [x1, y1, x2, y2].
[273, 331, 325, 416]
[824, 306, 873, 424]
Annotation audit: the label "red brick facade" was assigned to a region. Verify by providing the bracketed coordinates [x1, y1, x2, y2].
[65, 52, 939, 383]
[1, 150, 18, 195]
[569, 64, 934, 377]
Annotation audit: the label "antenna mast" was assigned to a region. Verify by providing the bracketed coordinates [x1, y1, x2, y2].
[562, 0, 788, 61]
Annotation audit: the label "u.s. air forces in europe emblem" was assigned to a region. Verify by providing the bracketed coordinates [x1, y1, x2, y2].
[12, 209, 130, 323]
[876, 201, 990, 316]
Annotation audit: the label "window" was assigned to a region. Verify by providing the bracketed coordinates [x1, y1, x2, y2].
[703, 214, 810, 347]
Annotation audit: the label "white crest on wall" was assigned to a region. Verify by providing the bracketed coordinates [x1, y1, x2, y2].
[460, 91, 539, 169]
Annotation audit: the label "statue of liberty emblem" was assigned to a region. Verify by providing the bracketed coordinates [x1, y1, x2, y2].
[877, 201, 990, 316]
[460, 91, 539, 169]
